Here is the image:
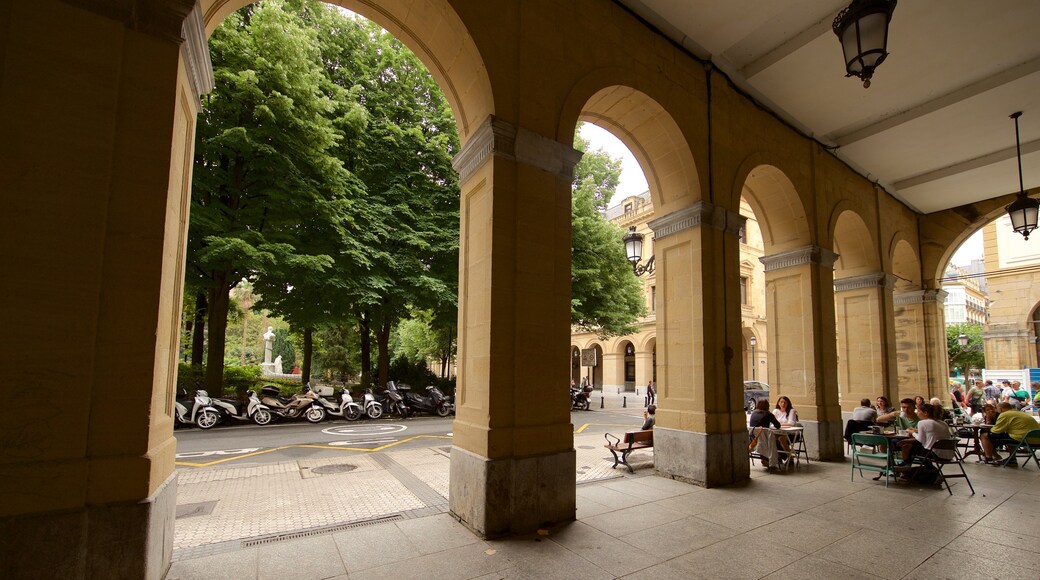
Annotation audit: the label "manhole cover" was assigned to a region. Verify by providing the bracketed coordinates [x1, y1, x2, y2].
[311, 464, 358, 475]
[577, 445, 595, 449]
[176, 501, 217, 519]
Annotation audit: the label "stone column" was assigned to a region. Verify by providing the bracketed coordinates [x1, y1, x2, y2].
[651, 202, 750, 487]
[833, 273, 897, 411]
[0, 1, 212, 578]
[760, 246, 843, 460]
[893, 290, 948, 402]
[602, 352, 624, 392]
[448, 117, 581, 538]
[635, 351, 654, 396]
[983, 324, 1032, 369]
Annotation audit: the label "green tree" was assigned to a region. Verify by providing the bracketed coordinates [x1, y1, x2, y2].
[570, 130, 646, 337]
[189, 0, 361, 395]
[947, 323, 986, 376]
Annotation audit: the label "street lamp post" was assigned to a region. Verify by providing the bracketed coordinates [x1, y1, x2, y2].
[749, 336, 757, 381]
[623, 226, 655, 276]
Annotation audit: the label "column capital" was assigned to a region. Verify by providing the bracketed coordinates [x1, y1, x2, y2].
[451, 116, 583, 184]
[834, 272, 896, 293]
[181, 2, 215, 105]
[760, 245, 839, 273]
[647, 201, 745, 241]
[60, 0, 196, 43]
[894, 289, 948, 305]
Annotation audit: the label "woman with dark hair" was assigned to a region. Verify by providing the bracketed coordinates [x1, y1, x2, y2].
[875, 396, 894, 416]
[750, 399, 791, 466]
[895, 403, 954, 467]
[773, 396, 799, 426]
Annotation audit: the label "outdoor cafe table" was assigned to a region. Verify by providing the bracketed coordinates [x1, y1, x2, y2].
[958, 424, 992, 460]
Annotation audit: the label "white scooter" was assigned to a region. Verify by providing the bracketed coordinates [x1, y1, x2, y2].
[174, 389, 221, 429]
[313, 388, 365, 421]
[361, 388, 383, 419]
[208, 389, 274, 426]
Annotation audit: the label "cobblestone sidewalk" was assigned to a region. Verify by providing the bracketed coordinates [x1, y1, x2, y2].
[173, 431, 646, 560]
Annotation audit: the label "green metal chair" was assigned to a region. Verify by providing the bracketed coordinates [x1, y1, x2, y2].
[913, 438, 974, 495]
[1001, 428, 1040, 469]
[851, 433, 895, 487]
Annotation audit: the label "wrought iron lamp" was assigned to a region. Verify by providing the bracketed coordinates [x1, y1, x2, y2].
[832, 0, 897, 88]
[749, 336, 757, 381]
[623, 226, 655, 276]
[1005, 112, 1039, 240]
[958, 333, 969, 348]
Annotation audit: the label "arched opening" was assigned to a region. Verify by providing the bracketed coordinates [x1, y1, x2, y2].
[831, 209, 884, 410]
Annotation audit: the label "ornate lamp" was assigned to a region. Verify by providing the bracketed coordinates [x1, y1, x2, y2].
[1005, 112, 1039, 240]
[832, 0, 897, 88]
[958, 333, 969, 348]
[622, 226, 655, 276]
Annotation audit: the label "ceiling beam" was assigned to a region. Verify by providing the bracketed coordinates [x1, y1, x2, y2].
[741, 12, 837, 79]
[833, 57, 1040, 147]
[893, 137, 1040, 191]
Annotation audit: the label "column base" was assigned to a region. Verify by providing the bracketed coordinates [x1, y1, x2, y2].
[449, 446, 575, 538]
[653, 427, 750, 487]
[0, 472, 176, 579]
[800, 420, 844, 461]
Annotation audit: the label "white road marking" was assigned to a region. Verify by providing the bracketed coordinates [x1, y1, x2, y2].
[327, 438, 398, 446]
[176, 448, 260, 459]
[321, 424, 408, 436]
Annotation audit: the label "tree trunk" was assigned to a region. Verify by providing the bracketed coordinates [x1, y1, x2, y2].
[358, 311, 372, 387]
[377, 317, 392, 389]
[191, 291, 207, 366]
[302, 327, 313, 385]
[205, 271, 233, 397]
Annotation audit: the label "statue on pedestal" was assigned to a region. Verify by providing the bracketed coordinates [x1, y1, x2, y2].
[261, 326, 277, 376]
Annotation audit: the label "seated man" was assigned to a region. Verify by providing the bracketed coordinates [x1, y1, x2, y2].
[981, 402, 1037, 465]
[641, 404, 656, 430]
[878, 398, 920, 430]
[896, 403, 954, 467]
[852, 398, 878, 422]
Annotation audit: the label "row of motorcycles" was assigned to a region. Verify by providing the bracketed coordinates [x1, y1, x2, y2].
[174, 381, 454, 429]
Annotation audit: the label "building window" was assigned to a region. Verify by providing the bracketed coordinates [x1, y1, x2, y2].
[738, 225, 747, 244]
[651, 286, 656, 312]
[740, 277, 748, 305]
[624, 202, 633, 213]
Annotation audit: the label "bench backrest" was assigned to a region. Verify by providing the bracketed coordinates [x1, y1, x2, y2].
[624, 430, 653, 444]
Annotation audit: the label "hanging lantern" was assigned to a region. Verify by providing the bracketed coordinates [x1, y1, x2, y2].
[1005, 112, 1039, 240]
[832, 0, 897, 88]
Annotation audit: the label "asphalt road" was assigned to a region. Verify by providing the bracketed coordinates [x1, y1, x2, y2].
[174, 408, 644, 468]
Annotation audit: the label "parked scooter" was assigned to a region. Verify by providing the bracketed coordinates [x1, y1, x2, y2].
[313, 387, 364, 421]
[377, 381, 411, 418]
[208, 389, 273, 426]
[361, 389, 383, 419]
[570, 384, 592, 411]
[259, 384, 326, 423]
[174, 388, 222, 429]
[403, 385, 453, 417]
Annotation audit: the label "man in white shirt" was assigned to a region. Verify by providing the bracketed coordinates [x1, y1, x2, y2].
[852, 398, 877, 422]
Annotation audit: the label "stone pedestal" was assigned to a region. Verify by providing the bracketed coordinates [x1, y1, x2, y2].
[449, 446, 575, 538]
[654, 427, 749, 487]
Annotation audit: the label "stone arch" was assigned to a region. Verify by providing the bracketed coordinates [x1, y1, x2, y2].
[831, 208, 880, 277]
[200, 0, 493, 142]
[557, 73, 702, 213]
[734, 159, 811, 253]
[890, 236, 922, 291]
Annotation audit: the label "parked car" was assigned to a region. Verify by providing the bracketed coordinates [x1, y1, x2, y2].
[743, 381, 770, 412]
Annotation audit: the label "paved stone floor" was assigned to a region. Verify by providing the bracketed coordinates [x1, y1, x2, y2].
[167, 431, 1039, 579]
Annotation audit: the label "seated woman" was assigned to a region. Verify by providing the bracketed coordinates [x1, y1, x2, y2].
[874, 396, 895, 422]
[750, 399, 791, 466]
[929, 397, 954, 422]
[896, 403, 955, 467]
[773, 396, 799, 426]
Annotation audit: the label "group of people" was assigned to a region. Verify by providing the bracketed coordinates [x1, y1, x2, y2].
[850, 390, 1039, 471]
[962, 379, 1038, 414]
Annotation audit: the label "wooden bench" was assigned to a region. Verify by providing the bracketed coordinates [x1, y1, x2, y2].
[604, 430, 654, 473]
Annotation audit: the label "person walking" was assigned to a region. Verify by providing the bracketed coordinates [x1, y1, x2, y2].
[645, 380, 656, 407]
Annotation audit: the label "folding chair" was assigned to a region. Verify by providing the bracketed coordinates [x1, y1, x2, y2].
[1001, 428, 1040, 469]
[915, 439, 974, 495]
[788, 428, 810, 466]
[851, 433, 895, 487]
[844, 420, 872, 454]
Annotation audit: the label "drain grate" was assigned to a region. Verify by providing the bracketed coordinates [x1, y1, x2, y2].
[310, 463, 358, 475]
[241, 514, 404, 547]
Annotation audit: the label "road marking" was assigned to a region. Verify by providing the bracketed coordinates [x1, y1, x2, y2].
[175, 435, 452, 468]
[321, 424, 408, 436]
[327, 438, 397, 446]
[175, 448, 260, 459]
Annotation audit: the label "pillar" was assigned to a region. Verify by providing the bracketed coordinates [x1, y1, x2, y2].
[448, 117, 581, 538]
[602, 352, 624, 392]
[652, 202, 750, 487]
[635, 350, 654, 394]
[894, 290, 948, 402]
[984, 324, 1032, 369]
[0, 1, 212, 578]
[761, 246, 843, 460]
[833, 273, 897, 411]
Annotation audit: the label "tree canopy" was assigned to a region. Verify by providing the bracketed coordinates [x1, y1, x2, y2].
[570, 130, 646, 337]
[946, 322, 985, 376]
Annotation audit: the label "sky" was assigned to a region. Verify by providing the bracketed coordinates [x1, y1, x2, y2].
[580, 122, 986, 266]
